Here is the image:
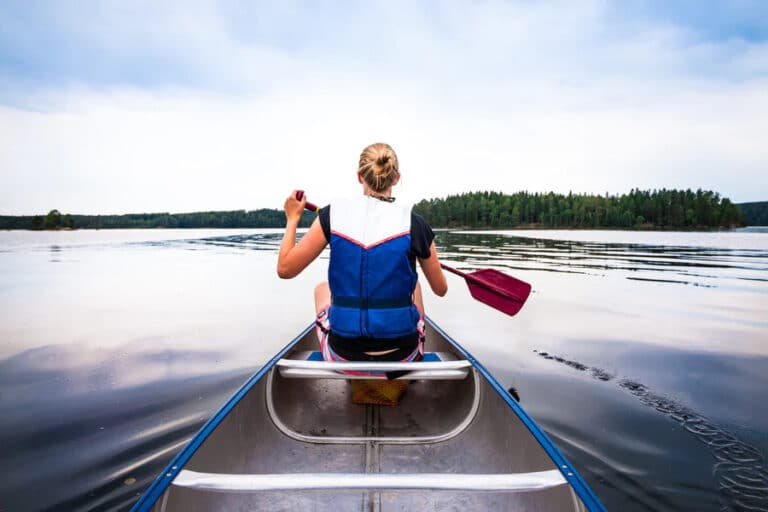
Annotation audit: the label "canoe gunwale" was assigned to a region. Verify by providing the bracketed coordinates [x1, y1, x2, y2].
[130, 323, 315, 512]
[265, 366, 482, 444]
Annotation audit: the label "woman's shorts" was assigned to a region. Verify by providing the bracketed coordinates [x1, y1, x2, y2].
[315, 305, 425, 377]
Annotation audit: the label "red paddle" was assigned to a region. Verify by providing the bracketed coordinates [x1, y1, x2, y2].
[295, 191, 531, 317]
[296, 190, 320, 213]
[440, 264, 531, 317]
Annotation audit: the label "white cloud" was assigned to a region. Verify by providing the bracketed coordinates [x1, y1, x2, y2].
[1, 1, 767, 214]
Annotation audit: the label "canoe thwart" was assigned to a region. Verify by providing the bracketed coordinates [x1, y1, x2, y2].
[172, 469, 568, 493]
[276, 351, 471, 380]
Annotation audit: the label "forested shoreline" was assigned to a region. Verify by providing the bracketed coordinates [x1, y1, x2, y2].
[1, 189, 763, 230]
[0, 209, 315, 231]
[415, 189, 745, 229]
[737, 201, 768, 226]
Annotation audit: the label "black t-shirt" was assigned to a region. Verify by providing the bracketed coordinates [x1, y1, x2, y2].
[318, 204, 434, 271]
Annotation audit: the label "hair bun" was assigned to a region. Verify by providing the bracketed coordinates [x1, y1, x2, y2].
[358, 143, 400, 193]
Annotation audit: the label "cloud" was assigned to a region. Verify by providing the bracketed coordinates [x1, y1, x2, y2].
[0, 1, 767, 214]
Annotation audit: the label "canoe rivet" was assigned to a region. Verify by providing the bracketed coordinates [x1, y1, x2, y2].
[561, 465, 567, 469]
[166, 473, 172, 477]
[172, 466, 177, 470]
[567, 472, 574, 477]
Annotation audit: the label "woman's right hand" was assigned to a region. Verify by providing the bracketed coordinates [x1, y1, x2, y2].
[284, 190, 306, 223]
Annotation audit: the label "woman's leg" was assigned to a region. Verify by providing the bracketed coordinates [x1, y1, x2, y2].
[413, 281, 426, 355]
[315, 281, 330, 313]
[314, 281, 331, 346]
[413, 280, 425, 318]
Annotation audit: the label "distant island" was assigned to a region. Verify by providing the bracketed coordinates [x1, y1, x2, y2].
[0, 208, 316, 230]
[737, 201, 768, 226]
[1, 189, 763, 231]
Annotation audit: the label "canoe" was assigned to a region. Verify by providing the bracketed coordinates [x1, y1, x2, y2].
[132, 318, 605, 511]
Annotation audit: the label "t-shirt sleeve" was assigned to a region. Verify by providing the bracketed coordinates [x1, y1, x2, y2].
[318, 205, 331, 242]
[410, 212, 434, 259]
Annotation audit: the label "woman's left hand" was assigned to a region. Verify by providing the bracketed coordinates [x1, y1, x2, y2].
[284, 190, 306, 223]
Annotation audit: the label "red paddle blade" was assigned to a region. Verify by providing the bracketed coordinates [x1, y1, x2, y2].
[464, 269, 532, 316]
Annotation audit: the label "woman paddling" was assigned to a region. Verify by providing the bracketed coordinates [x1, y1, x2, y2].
[277, 142, 447, 371]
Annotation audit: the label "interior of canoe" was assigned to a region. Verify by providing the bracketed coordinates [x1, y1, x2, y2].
[150, 323, 588, 512]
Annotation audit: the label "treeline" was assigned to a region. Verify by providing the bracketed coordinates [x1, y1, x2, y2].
[736, 201, 768, 226]
[0, 189, 754, 231]
[0, 209, 315, 230]
[0, 209, 76, 230]
[414, 189, 744, 229]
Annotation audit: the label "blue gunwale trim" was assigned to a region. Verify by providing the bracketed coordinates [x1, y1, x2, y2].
[426, 317, 606, 512]
[130, 323, 315, 512]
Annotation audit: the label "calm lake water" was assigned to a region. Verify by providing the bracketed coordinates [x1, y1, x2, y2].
[1, 228, 767, 511]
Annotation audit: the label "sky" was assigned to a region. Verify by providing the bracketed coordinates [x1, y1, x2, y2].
[1, 1, 767, 215]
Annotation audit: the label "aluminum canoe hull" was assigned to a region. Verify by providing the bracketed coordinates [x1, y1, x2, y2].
[132, 318, 605, 511]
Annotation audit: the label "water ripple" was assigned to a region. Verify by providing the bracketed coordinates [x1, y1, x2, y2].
[436, 231, 768, 290]
[536, 350, 768, 512]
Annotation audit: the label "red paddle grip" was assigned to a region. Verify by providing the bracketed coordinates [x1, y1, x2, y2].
[295, 190, 319, 213]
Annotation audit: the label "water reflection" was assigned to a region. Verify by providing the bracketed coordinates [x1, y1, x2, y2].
[49, 244, 62, 263]
[135, 232, 285, 253]
[0, 341, 252, 511]
[436, 231, 768, 290]
[1, 229, 766, 512]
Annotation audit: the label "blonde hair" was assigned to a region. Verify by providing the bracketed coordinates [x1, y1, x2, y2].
[358, 143, 399, 193]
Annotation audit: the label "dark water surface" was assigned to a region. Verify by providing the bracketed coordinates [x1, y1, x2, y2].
[1, 228, 766, 511]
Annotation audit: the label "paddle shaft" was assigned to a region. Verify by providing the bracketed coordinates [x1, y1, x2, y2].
[305, 200, 320, 213]
[295, 190, 320, 214]
[441, 263, 468, 279]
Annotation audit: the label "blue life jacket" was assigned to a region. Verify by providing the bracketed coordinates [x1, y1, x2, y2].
[328, 196, 420, 339]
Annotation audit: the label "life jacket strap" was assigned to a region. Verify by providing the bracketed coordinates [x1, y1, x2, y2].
[331, 296, 413, 309]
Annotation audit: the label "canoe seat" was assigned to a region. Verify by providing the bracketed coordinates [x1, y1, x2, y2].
[276, 351, 471, 380]
[172, 469, 567, 493]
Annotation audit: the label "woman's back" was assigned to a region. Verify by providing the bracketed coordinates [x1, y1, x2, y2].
[325, 196, 420, 340]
